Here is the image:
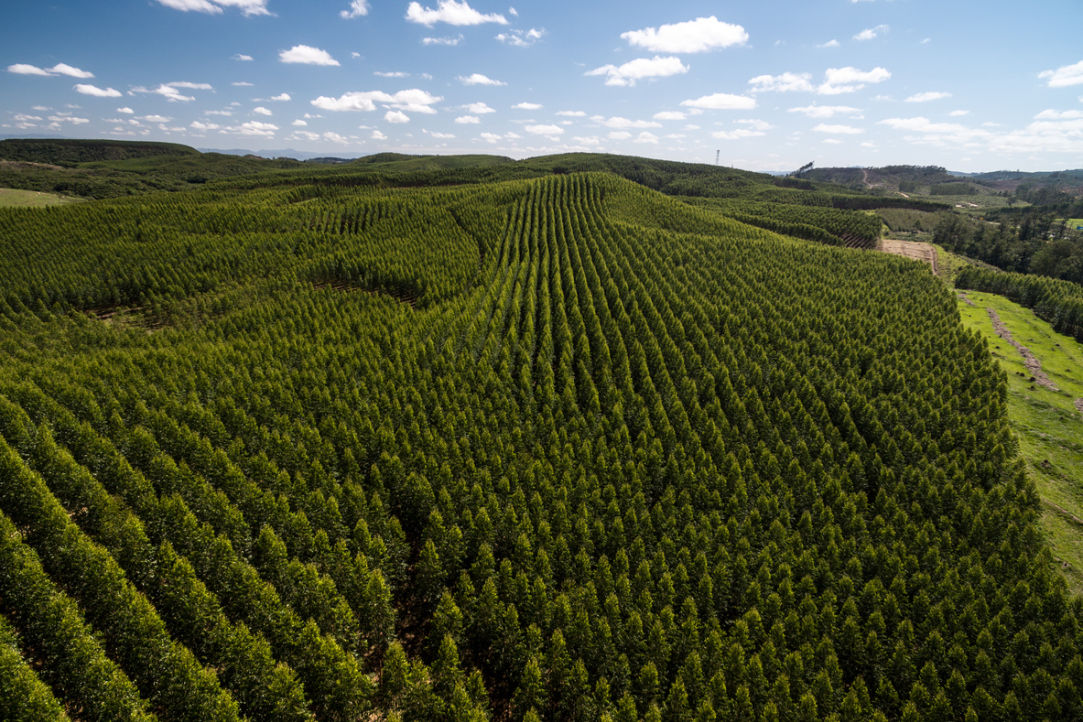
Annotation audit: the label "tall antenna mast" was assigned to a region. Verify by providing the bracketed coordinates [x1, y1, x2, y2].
[715, 150, 720, 166]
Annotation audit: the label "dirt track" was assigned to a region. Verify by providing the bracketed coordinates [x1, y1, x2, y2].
[987, 308, 1059, 391]
[878, 239, 939, 275]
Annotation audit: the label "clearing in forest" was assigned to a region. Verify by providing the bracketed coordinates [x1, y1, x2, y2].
[957, 289, 1083, 594]
[0, 188, 80, 207]
[878, 238, 939, 275]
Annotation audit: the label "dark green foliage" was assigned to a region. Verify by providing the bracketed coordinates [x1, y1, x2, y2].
[0, 139, 199, 165]
[0, 168, 1080, 722]
[0, 611, 71, 721]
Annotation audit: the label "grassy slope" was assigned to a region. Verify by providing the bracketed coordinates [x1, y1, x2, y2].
[955, 288, 1083, 593]
[0, 188, 81, 207]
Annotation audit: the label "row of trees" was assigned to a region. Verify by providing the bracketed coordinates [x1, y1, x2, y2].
[0, 171, 1080, 720]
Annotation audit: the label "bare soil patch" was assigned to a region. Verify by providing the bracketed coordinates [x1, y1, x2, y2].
[987, 308, 1059, 390]
[878, 239, 939, 275]
[957, 292, 976, 307]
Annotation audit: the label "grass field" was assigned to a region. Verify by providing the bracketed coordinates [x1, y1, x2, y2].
[956, 289, 1083, 594]
[0, 188, 80, 207]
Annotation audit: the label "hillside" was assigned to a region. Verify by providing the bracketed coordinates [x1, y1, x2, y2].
[1, 168, 1080, 721]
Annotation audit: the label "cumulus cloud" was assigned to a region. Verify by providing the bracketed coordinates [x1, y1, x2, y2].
[375, 71, 410, 78]
[597, 116, 661, 129]
[680, 92, 756, 110]
[368, 130, 386, 140]
[270, 93, 291, 101]
[406, 0, 508, 27]
[853, 25, 889, 41]
[422, 35, 463, 45]
[235, 120, 278, 136]
[74, 84, 123, 97]
[787, 104, 862, 118]
[513, 102, 542, 109]
[385, 110, 410, 123]
[427, 130, 456, 138]
[818, 39, 840, 48]
[292, 119, 307, 126]
[906, 91, 951, 103]
[525, 123, 564, 139]
[812, 123, 864, 134]
[949, 110, 970, 117]
[190, 120, 220, 131]
[233, 54, 254, 61]
[1039, 60, 1083, 88]
[608, 131, 632, 140]
[341, 0, 369, 18]
[556, 110, 586, 117]
[819, 66, 890, 94]
[653, 111, 686, 120]
[749, 72, 814, 93]
[634, 131, 659, 144]
[117, 107, 134, 114]
[8, 62, 94, 77]
[280, 45, 340, 66]
[479, 132, 503, 143]
[232, 81, 254, 87]
[140, 114, 172, 123]
[712, 128, 764, 140]
[463, 102, 496, 114]
[311, 88, 443, 113]
[155, 0, 271, 17]
[586, 56, 689, 87]
[496, 28, 544, 46]
[455, 115, 481, 124]
[458, 73, 505, 86]
[253, 106, 272, 115]
[290, 130, 320, 142]
[130, 82, 212, 102]
[1034, 109, 1083, 119]
[736, 119, 773, 131]
[620, 16, 748, 53]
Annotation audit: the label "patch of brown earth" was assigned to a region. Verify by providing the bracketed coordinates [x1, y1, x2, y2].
[987, 308, 1059, 391]
[957, 292, 976, 307]
[879, 239, 939, 275]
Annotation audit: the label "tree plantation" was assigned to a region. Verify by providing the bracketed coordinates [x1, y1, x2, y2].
[0, 165, 1081, 722]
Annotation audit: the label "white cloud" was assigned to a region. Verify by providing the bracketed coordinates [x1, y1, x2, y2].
[463, 102, 496, 114]
[428, 130, 456, 138]
[50, 63, 94, 78]
[749, 72, 814, 93]
[270, 93, 291, 101]
[479, 132, 502, 143]
[372, 129, 388, 140]
[131, 82, 211, 102]
[525, 123, 564, 139]
[822, 139, 842, 145]
[608, 131, 632, 140]
[45, 115, 90, 125]
[232, 81, 254, 87]
[634, 131, 659, 144]
[235, 120, 278, 136]
[598, 116, 661, 129]
[812, 123, 864, 134]
[853, 25, 889, 41]
[787, 104, 861, 118]
[906, 91, 951, 103]
[31, 105, 50, 111]
[292, 119, 307, 126]
[323, 131, 350, 144]
[140, 114, 172, 123]
[680, 92, 756, 110]
[341, 0, 369, 18]
[190, 120, 220, 130]
[280, 45, 340, 66]
[818, 39, 840, 49]
[14, 114, 43, 122]
[421, 35, 463, 45]
[513, 102, 542, 110]
[386, 110, 411, 123]
[406, 0, 508, 27]
[455, 115, 481, 124]
[573, 136, 601, 146]
[586, 56, 689, 87]
[665, 133, 685, 139]
[712, 128, 764, 140]
[117, 107, 134, 114]
[8, 63, 53, 76]
[818, 66, 890, 94]
[620, 16, 747, 53]
[290, 130, 321, 142]
[496, 28, 544, 46]
[653, 111, 686, 120]
[556, 110, 586, 117]
[1039, 60, 1083, 88]
[311, 89, 443, 114]
[1034, 109, 1083, 119]
[206, 109, 233, 116]
[233, 54, 254, 61]
[155, 0, 271, 16]
[949, 110, 970, 117]
[736, 119, 773, 131]
[74, 84, 122, 97]
[253, 106, 272, 115]
[375, 71, 410, 78]
[458, 73, 505, 86]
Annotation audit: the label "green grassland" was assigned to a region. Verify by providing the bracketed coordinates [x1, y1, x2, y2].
[956, 290, 1083, 593]
[0, 188, 81, 207]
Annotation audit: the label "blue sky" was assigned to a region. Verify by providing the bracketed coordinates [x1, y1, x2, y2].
[3, 0, 1082, 172]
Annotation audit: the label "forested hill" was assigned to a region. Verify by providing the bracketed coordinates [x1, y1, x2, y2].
[0, 138, 199, 165]
[0, 170, 1080, 721]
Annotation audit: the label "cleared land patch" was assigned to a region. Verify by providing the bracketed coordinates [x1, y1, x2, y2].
[0, 188, 80, 207]
[957, 290, 1083, 593]
[878, 238, 939, 275]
